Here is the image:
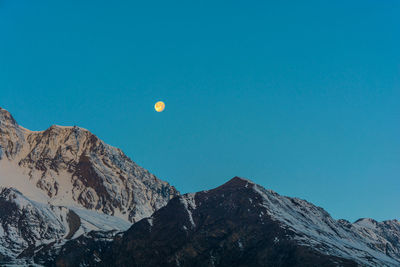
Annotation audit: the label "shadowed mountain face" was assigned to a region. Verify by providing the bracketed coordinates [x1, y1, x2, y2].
[105, 178, 356, 267]
[35, 177, 400, 267]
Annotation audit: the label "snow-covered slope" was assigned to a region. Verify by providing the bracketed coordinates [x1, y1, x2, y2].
[0, 107, 179, 223]
[160, 178, 400, 266]
[252, 180, 400, 266]
[0, 187, 69, 260]
[0, 187, 129, 263]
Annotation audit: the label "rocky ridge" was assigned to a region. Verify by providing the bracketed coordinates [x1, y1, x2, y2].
[34, 177, 400, 267]
[0, 107, 179, 223]
[0, 106, 179, 264]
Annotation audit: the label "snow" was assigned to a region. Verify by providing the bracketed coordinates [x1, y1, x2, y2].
[0, 107, 179, 264]
[70, 207, 131, 232]
[237, 240, 243, 250]
[0, 187, 69, 260]
[93, 254, 102, 263]
[353, 218, 378, 229]
[252, 184, 400, 266]
[0, 157, 50, 204]
[180, 193, 196, 228]
[0, 114, 177, 223]
[147, 217, 153, 227]
[0, 184, 130, 262]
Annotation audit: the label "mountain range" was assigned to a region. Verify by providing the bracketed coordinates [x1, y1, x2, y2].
[0, 107, 399, 266]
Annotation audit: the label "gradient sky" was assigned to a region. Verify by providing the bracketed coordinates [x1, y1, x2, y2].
[1, 1, 399, 222]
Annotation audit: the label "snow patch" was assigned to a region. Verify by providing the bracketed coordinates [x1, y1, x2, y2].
[180, 193, 196, 228]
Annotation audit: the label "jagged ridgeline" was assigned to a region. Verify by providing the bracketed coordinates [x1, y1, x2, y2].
[0, 107, 178, 263]
[1, 107, 399, 266]
[31, 178, 400, 267]
[0, 107, 179, 222]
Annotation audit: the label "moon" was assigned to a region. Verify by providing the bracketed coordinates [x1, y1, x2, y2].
[154, 101, 165, 112]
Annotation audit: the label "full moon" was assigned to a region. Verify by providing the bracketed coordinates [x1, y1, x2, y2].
[154, 101, 165, 112]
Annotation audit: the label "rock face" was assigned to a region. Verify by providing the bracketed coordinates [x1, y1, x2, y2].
[0, 107, 179, 223]
[0, 186, 131, 265]
[0, 107, 25, 160]
[41, 177, 400, 267]
[30, 230, 120, 266]
[0, 106, 179, 264]
[0, 187, 69, 263]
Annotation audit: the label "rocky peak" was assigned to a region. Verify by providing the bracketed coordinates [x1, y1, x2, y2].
[0, 108, 179, 223]
[220, 176, 253, 186]
[354, 218, 378, 227]
[0, 107, 25, 160]
[0, 107, 18, 126]
[22, 124, 103, 168]
[70, 176, 359, 267]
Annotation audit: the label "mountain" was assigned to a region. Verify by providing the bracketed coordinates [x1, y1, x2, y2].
[33, 177, 400, 267]
[0, 186, 130, 264]
[0, 107, 178, 222]
[1, 107, 399, 266]
[0, 107, 179, 264]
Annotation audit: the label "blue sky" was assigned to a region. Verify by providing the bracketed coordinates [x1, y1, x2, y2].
[1, 1, 399, 222]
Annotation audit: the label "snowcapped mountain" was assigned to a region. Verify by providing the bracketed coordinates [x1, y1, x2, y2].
[40, 177, 400, 267]
[0, 106, 179, 265]
[0, 107, 178, 223]
[1, 106, 399, 266]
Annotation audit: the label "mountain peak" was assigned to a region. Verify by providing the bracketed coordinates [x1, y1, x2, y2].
[219, 176, 255, 188]
[0, 107, 179, 223]
[0, 107, 18, 126]
[48, 124, 89, 132]
[0, 107, 25, 160]
[75, 176, 398, 267]
[354, 217, 378, 225]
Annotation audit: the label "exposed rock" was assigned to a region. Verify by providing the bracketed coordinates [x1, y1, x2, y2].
[0, 106, 179, 264]
[40, 177, 400, 266]
[0, 107, 179, 223]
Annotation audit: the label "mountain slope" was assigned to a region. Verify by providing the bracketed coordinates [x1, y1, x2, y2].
[252, 180, 400, 266]
[0, 186, 69, 264]
[0, 186, 130, 265]
[37, 177, 400, 267]
[0, 107, 179, 223]
[2, 106, 399, 266]
[0, 106, 179, 265]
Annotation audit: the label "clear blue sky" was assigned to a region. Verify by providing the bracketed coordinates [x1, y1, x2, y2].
[1, 1, 399, 222]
